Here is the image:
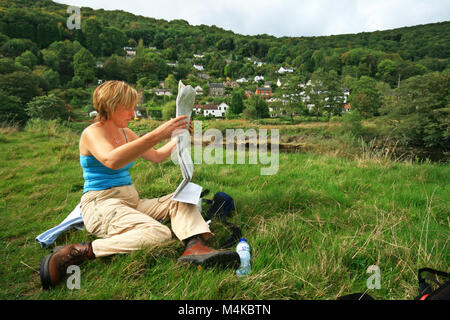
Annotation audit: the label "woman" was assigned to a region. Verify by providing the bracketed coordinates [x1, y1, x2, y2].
[40, 80, 239, 290]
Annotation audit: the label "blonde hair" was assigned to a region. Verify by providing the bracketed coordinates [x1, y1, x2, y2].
[93, 80, 139, 122]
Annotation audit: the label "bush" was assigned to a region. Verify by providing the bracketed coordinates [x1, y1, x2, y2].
[0, 92, 28, 125]
[340, 110, 363, 137]
[25, 94, 71, 121]
[148, 106, 163, 120]
[381, 71, 450, 148]
[161, 100, 176, 120]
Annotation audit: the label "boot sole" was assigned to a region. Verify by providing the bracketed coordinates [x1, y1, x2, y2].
[178, 251, 240, 269]
[40, 254, 53, 290]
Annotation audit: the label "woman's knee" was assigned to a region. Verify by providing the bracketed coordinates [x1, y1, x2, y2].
[140, 224, 172, 245]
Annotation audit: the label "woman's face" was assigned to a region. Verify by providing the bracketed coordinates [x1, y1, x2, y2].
[110, 104, 135, 128]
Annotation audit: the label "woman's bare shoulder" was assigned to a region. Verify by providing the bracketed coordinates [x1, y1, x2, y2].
[82, 122, 104, 137]
[79, 123, 104, 155]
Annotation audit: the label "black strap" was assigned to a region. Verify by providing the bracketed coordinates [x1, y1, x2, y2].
[200, 189, 210, 198]
[122, 128, 128, 143]
[417, 268, 450, 298]
[418, 268, 450, 285]
[218, 222, 242, 249]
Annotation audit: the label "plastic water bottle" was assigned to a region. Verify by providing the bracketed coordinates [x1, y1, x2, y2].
[236, 238, 251, 277]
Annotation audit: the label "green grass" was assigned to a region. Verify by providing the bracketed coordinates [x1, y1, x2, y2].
[0, 120, 448, 300]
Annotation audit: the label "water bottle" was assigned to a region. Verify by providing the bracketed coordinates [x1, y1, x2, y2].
[236, 238, 251, 277]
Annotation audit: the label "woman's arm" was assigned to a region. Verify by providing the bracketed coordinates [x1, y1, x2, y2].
[125, 119, 193, 163]
[124, 129, 177, 163]
[83, 116, 188, 169]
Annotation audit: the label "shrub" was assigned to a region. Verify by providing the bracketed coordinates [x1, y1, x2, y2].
[0, 92, 28, 125]
[380, 71, 450, 148]
[161, 100, 176, 120]
[340, 110, 363, 137]
[25, 94, 70, 121]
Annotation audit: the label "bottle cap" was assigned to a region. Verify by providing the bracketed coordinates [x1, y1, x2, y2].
[240, 238, 247, 242]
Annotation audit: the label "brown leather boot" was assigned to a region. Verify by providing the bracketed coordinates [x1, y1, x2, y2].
[40, 242, 95, 290]
[178, 235, 240, 268]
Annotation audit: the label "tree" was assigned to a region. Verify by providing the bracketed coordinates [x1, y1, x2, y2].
[275, 75, 305, 122]
[229, 88, 245, 114]
[0, 92, 27, 125]
[0, 71, 42, 104]
[103, 54, 129, 81]
[43, 68, 61, 90]
[73, 47, 96, 86]
[162, 100, 176, 120]
[15, 50, 38, 69]
[216, 37, 234, 51]
[129, 52, 167, 83]
[0, 38, 38, 58]
[25, 94, 70, 121]
[244, 95, 269, 119]
[102, 26, 127, 56]
[164, 74, 178, 94]
[82, 18, 103, 57]
[380, 71, 449, 148]
[377, 59, 399, 88]
[46, 40, 83, 84]
[0, 57, 16, 74]
[322, 70, 347, 119]
[305, 72, 328, 120]
[348, 76, 382, 118]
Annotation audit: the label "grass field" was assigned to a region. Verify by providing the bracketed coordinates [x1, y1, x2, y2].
[0, 119, 448, 300]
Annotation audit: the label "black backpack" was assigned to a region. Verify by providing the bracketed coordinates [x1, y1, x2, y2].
[415, 268, 450, 300]
[201, 190, 242, 249]
[338, 267, 449, 300]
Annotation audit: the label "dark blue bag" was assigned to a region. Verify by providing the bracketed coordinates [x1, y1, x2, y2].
[204, 191, 235, 221]
[202, 190, 241, 249]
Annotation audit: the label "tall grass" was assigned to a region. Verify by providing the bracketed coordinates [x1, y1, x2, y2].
[0, 120, 448, 300]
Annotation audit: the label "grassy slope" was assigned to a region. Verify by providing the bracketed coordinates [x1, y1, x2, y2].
[0, 120, 448, 300]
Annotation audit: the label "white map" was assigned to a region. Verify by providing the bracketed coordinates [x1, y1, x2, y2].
[171, 81, 203, 205]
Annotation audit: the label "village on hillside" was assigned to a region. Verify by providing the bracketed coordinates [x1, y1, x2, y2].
[92, 48, 352, 120]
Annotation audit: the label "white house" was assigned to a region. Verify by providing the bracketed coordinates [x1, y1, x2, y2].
[89, 110, 98, 118]
[194, 85, 204, 95]
[193, 103, 229, 118]
[217, 102, 229, 114]
[193, 64, 204, 71]
[194, 54, 204, 58]
[236, 77, 248, 83]
[278, 66, 294, 74]
[125, 50, 136, 59]
[254, 75, 264, 82]
[155, 88, 172, 96]
[277, 78, 283, 87]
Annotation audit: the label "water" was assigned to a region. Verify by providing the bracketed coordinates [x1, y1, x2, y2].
[236, 238, 251, 277]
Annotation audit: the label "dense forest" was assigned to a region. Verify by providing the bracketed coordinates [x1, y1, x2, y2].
[0, 0, 448, 150]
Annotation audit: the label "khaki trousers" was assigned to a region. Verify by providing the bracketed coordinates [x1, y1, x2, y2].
[80, 184, 211, 257]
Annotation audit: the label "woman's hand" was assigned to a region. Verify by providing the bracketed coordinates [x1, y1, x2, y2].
[153, 115, 189, 141]
[188, 119, 194, 137]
